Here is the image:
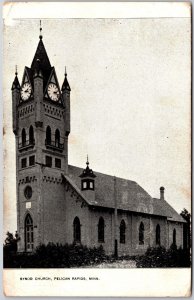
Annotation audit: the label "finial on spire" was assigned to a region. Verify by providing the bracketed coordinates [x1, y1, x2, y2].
[65, 66, 67, 77]
[15, 65, 18, 76]
[39, 20, 43, 39]
[86, 155, 89, 167]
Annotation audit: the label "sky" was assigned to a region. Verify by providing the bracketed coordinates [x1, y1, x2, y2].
[3, 16, 191, 236]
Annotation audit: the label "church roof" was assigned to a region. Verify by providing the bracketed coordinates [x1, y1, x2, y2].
[12, 74, 20, 90]
[62, 74, 71, 92]
[79, 159, 96, 178]
[31, 38, 52, 90]
[68, 165, 186, 223]
[31, 39, 51, 71]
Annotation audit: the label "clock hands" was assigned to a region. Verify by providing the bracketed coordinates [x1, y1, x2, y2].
[21, 84, 32, 100]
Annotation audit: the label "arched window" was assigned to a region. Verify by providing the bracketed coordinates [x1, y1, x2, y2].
[46, 126, 51, 145]
[139, 222, 144, 245]
[29, 126, 34, 144]
[73, 217, 81, 242]
[98, 217, 105, 242]
[22, 128, 26, 146]
[156, 224, 160, 246]
[173, 228, 176, 245]
[55, 129, 60, 147]
[120, 220, 126, 244]
[25, 214, 33, 251]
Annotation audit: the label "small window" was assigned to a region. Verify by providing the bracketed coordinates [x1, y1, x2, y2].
[55, 158, 61, 168]
[83, 181, 87, 189]
[46, 156, 52, 167]
[29, 155, 35, 166]
[22, 128, 26, 146]
[29, 126, 34, 145]
[21, 158, 27, 168]
[55, 129, 60, 146]
[46, 126, 51, 145]
[90, 182, 93, 189]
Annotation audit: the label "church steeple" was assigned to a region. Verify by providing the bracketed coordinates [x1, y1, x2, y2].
[12, 21, 71, 253]
[31, 21, 51, 85]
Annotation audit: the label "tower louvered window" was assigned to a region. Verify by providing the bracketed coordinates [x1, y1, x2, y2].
[46, 126, 51, 145]
[55, 129, 60, 147]
[29, 125, 34, 145]
[22, 128, 26, 146]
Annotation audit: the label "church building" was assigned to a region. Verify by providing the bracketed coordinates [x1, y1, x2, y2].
[12, 27, 186, 256]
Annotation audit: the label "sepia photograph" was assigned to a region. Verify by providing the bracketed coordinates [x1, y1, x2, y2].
[3, 2, 191, 297]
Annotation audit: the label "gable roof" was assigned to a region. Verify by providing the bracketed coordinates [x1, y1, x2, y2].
[153, 198, 186, 223]
[68, 164, 186, 223]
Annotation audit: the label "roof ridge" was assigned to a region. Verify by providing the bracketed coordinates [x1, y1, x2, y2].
[68, 164, 136, 183]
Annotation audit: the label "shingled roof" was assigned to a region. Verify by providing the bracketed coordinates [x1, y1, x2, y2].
[68, 165, 185, 223]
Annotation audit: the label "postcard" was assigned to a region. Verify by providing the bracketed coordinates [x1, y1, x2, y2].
[3, 2, 191, 297]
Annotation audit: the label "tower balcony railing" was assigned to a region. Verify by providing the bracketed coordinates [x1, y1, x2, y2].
[18, 139, 35, 151]
[45, 139, 64, 152]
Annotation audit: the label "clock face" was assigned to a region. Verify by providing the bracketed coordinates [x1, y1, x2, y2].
[47, 83, 60, 101]
[21, 82, 32, 101]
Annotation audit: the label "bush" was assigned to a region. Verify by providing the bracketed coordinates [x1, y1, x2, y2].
[3, 243, 106, 268]
[136, 244, 190, 268]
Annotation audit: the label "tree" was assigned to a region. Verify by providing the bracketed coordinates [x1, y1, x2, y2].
[4, 231, 20, 253]
[180, 208, 191, 251]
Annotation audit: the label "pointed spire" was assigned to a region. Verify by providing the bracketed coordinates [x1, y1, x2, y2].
[12, 65, 20, 90]
[79, 156, 96, 178]
[86, 154, 89, 167]
[39, 20, 43, 40]
[62, 66, 71, 92]
[31, 35, 51, 73]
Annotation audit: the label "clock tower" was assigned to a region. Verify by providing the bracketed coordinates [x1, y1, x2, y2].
[12, 29, 71, 252]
